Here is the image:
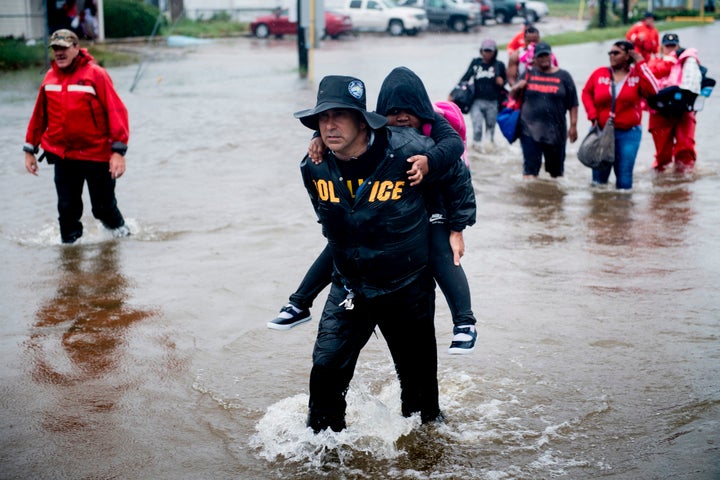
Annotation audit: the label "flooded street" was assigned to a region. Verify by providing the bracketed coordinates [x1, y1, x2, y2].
[1, 21, 719, 479]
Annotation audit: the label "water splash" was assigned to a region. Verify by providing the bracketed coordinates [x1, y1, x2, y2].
[250, 384, 420, 466]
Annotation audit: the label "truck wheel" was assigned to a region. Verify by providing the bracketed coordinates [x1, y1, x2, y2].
[450, 16, 467, 32]
[254, 23, 270, 38]
[388, 19, 405, 36]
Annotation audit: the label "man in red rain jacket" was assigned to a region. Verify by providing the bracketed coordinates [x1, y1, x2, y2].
[24, 29, 130, 243]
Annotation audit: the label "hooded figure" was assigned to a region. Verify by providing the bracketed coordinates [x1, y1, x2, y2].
[376, 66, 466, 176]
[376, 66, 437, 122]
[376, 66, 476, 244]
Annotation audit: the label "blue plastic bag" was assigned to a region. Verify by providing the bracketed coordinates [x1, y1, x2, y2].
[497, 107, 521, 144]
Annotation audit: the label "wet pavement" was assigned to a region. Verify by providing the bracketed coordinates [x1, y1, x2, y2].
[1, 20, 719, 480]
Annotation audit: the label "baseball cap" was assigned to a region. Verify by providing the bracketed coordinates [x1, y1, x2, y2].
[49, 29, 79, 48]
[534, 42, 552, 57]
[294, 76, 387, 131]
[481, 39, 497, 51]
[662, 33, 679, 45]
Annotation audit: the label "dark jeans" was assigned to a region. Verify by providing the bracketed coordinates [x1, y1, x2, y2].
[519, 133, 566, 177]
[53, 158, 125, 243]
[289, 227, 476, 327]
[307, 270, 439, 432]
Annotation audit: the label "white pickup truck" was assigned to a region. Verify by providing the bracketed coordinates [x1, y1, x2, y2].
[327, 0, 430, 36]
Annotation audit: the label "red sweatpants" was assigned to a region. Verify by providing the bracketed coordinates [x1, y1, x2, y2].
[648, 111, 697, 171]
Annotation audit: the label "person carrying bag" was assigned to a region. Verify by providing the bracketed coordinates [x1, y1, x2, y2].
[580, 41, 659, 189]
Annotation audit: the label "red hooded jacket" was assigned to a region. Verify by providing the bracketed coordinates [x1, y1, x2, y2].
[25, 49, 129, 162]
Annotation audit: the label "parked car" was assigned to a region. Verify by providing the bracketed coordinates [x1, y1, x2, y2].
[524, 0, 548, 22]
[457, 0, 484, 27]
[491, 0, 526, 23]
[398, 0, 480, 31]
[327, 0, 429, 36]
[476, 0, 495, 24]
[250, 9, 353, 39]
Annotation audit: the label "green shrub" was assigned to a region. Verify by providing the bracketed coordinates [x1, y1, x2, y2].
[104, 0, 165, 38]
[165, 15, 248, 38]
[646, 8, 698, 19]
[0, 38, 45, 70]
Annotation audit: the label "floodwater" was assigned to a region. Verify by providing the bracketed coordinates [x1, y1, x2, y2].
[1, 21, 719, 480]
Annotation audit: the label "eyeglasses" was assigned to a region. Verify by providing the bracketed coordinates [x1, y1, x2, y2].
[481, 49, 494, 53]
[608, 50, 624, 56]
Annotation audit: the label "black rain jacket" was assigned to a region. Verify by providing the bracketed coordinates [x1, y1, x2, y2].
[301, 127, 436, 298]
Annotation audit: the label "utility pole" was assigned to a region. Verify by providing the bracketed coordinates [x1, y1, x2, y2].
[297, 0, 309, 78]
[97, 0, 105, 40]
[170, 0, 183, 22]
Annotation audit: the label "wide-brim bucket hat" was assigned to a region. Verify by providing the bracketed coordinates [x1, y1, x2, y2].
[294, 75, 387, 131]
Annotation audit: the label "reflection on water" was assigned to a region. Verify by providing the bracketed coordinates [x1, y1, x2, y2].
[585, 190, 637, 247]
[645, 175, 694, 248]
[512, 180, 569, 244]
[26, 242, 158, 432]
[585, 176, 694, 249]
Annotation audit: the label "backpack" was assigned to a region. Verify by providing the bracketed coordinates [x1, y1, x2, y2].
[424, 100, 469, 167]
[449, 81, 475, 114]
[699, 64, 716, 97]
[648, 63, 715, 115]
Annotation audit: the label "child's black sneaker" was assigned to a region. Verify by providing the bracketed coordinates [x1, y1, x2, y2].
[448, 325, 477, 355]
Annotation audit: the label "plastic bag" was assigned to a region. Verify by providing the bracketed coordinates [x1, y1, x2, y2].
[497, 106, 521, 144]
[577, 118, 615, 169]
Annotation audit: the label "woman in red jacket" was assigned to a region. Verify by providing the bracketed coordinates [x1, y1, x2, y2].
[581, 40, 660, 190]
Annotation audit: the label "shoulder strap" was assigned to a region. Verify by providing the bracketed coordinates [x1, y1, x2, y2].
[609, 67, 617, 117]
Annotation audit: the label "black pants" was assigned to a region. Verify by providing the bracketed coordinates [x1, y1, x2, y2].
[290, 223, 476, 326]
[289, 246, 333, 310]
[428, 222, 476, 326]
[53, 159, 125, 243]
[307, 270, 439, 433]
